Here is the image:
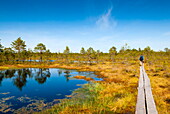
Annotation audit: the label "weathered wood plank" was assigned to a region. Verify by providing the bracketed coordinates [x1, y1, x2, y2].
[135, 87, 146, 114]
[135, 66, 146, 114]
[138, 66, 144, 88]
[144, 71, 158, 114]
[136, 65, 158, 114]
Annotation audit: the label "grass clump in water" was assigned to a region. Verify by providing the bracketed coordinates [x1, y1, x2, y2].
[39, 62, 138, 114]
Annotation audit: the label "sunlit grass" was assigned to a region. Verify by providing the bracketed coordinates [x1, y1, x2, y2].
[145, 60, 170, 114]
[38, 61, 139, 113]
[1, 58, 169, 113]
[73, 76, 94, 81]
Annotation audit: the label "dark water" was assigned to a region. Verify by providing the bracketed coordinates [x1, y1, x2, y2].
[0, 68, 101, 113]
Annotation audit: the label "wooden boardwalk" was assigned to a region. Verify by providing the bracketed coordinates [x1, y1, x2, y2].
[135, 64, 158, 114]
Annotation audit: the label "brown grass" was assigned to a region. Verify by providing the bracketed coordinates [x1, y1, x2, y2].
[37, 61, 139, 113]
[73, 76, 94, 81]
[145, 61, 170, 114]
[1, 59, 169, 113]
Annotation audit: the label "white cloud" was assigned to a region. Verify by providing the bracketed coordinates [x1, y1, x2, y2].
[96, 7, 117, 30]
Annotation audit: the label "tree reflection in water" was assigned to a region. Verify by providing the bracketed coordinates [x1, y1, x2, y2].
[58, 70, 62, 76]
[0, 68, 97, 90]
[0, 68, 52, 90]
[35, 68, 51, 84]
[57, 69, 71, 82]
[64, 70, 71, 82]
[0, 68, 99, 113]
[13, 69, 27, 91]
[0, 72, 3, 86]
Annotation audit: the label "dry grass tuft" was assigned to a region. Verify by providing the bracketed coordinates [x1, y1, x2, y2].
[39, 61, 139, 114]
[73, 76, 94, 81]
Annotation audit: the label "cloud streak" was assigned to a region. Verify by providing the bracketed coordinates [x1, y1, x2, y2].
[96, 7, 117, 30]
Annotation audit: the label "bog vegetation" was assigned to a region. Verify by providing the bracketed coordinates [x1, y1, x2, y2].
[0, 37, 170, 113]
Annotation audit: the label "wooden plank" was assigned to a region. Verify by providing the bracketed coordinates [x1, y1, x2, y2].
[136, 64, 158, 114]
[135, 66, 146, 114]
[138, 66, 144, 88]
[144, 71, 158, 114]
[135, 88, 146, 114]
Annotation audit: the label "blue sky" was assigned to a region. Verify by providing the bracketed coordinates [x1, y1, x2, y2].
[0, 0, 170, 52]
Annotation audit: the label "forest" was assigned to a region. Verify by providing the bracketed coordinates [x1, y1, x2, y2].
[0, 37, 170, 65]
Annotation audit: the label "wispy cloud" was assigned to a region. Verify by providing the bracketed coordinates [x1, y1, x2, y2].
[96, 7, 117, 30]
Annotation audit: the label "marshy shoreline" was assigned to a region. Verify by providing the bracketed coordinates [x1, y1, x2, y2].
[0, 61, 139, 113]
[0, 59, 169, 114]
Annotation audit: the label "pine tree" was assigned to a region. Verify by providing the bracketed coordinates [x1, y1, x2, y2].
[34, 43, 46, 62]
[63, 46, 70, 54]
[109, 46, 117, 62]
[0, 39, 4, 52]
[63, 46, 70, 63]
[11, 37, 26, 53]
[80, 47, 86, 54]
[34, 43, 46, 53]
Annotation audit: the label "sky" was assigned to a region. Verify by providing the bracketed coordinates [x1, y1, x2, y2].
[0, 0, 170, 52]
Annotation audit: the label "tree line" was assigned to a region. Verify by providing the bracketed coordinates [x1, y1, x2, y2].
[0, 37, 170, 65]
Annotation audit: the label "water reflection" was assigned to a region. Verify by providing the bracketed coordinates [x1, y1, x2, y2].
[0, 68, 101, 113]
[0, 68, 54, 90]
[0, 68, 100, 91]
[35, 68, 51, 84]
[0, 73, 3, 86]
[58, 70, 62, 76]
[64, 70, 71, 82]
